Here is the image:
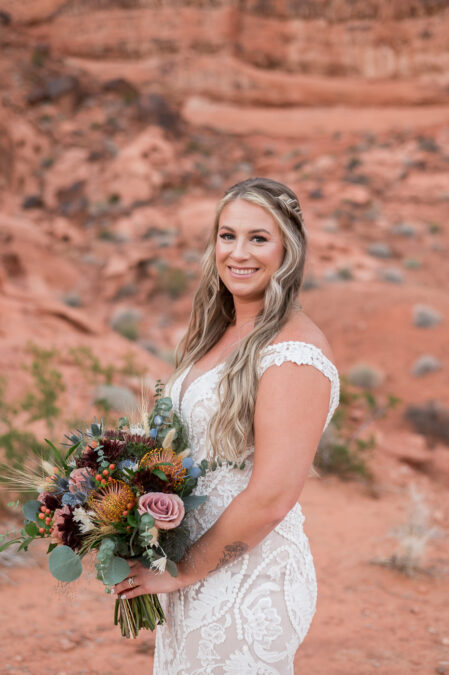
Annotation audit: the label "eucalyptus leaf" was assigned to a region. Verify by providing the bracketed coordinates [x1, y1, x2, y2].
[166, 559, 178, 578]
[182, 495, 207, 512]
[49, 545, 82, 582]
[101, 556, 130, 586]
[139, 513, 155, 529]
[23, 500, 41, 521]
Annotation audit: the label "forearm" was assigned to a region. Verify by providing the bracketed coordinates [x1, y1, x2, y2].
[178, 488, 287, 586]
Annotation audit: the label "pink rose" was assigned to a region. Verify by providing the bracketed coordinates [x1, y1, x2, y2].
[138, 492, 185, 530]
[50, 505, 71, 543]
[68, 468, 94, 494]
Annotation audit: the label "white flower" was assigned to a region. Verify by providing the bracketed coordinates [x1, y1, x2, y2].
[73, 507, 96, 533]
[129, 424, 146, 437]
[151, 556, 167, 573]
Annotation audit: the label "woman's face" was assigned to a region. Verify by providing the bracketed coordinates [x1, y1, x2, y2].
[215, 198, 285, 302]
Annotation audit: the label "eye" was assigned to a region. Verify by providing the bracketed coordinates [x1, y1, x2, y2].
[252, 235, 267, 243]
[218, 233, 234, 240]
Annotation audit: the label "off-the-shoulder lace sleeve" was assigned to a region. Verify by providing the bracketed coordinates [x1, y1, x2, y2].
[257, 340, 340, 431]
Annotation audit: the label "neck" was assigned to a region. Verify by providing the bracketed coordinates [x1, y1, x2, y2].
[232, 296, 264, 329]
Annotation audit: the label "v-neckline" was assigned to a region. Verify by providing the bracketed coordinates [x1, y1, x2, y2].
[178, 360, 226, 411]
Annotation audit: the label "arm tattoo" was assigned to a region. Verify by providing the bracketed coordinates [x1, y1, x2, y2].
[210, 541, 248, 573]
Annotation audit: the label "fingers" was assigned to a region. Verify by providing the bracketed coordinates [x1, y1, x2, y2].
[114, 576, 139, 596]
[128, 560, 141, 569]
[117, 586, 144, 600]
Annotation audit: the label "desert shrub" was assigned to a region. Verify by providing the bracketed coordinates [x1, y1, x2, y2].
[314, 375, 401, 481]
[369, 483, 443, 577]
[155, 264, 188, 299]
[21, 343, 66, 433]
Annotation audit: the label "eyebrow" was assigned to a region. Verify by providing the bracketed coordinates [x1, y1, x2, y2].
[218, 225, 271, 235]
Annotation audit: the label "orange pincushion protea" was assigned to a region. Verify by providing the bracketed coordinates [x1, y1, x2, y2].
[139, 448, 186, 490]
[89, 480, 136, 522]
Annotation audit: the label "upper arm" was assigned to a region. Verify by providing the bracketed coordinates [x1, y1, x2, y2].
[247, 360, 332, 513]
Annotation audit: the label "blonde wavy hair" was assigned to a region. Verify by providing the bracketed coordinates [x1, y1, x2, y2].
[165, 177, 308, 461]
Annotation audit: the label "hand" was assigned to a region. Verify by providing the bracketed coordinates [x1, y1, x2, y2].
[113, 559, 185, 599]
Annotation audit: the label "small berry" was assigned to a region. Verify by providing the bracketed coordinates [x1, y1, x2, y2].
[45, 517, 51, 525]
[40, 505, 46, 512]
[123, 510, 128, 517]
[95, 474, 102, 481]
[45, 508, 51, 514]
[91, 440, 98, 448]
[101, 479, 107, 485]
[108, 476, 113, 482]
[109, 464, 115, 470]
[102, 469, 109, 476]
[126, 526, 131, 531]
[38, 513, 45, 520]
[39, 527, 45, 534]
[126, 502, 133, 510]
[53, 466, 59, 473]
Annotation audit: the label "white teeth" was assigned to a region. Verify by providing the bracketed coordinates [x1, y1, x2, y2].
[229, 267, 257, 275]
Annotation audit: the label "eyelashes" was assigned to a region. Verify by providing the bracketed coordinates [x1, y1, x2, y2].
[218, 233, 268, 243]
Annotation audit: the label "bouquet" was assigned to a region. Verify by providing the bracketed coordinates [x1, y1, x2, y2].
[0, 383, 208, 639]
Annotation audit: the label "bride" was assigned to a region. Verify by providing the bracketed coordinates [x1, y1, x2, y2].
[115, 177, 340, 673]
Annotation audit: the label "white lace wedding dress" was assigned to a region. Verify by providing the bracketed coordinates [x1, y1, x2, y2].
[153, 341, 340, 675]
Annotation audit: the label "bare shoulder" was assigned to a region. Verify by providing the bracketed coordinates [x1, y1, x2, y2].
[271, 310, 335, 363]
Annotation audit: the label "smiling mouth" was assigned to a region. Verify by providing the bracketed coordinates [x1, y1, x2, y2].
[228, 266, 259, 276]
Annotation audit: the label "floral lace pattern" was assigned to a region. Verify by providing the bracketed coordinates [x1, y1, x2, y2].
[153, 341, 340, 675]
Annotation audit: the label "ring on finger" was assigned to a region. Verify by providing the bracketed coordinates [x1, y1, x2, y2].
[128, 576, 135, 588]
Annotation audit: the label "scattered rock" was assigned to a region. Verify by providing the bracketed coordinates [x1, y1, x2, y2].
[94, 384, 137, 413]
[57, 180, 89, 217]
[404, 400, 449, 447]
[103, 78, 139, 101]
[347, 363, 384, 389]
[391, 222, 416, 237]
[0, 10, 11, 25]
[27, 74, 83, 108]
[417, 137, 440, 153]
[411, 355, 443, 377]
[367, 242, 393, 259]
[110, 307, 141, 341]
[22, 195, 43, 209]
[308, 188, 323, 200]
[61, 292, 82, 308]
[412, 304, 443, 328]
[136, 93, 182, 135]
[403, 258, 421, 269]
[379, 267, 404, 283]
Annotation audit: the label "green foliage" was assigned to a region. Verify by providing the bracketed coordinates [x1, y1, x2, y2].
[0, 375, 47, 467]
[21, 343, 66, 432]
[314, 375, 401, 481]
[155, 265, 188, 299]
[49, 545, 83, 582]
[69, 346, 116, 385]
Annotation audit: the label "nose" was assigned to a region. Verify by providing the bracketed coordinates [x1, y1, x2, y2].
[229, 236, 250, 261]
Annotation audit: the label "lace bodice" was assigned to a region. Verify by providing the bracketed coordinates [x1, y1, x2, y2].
[168, 340, 339, 466]
[153, 341, 340, 674]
